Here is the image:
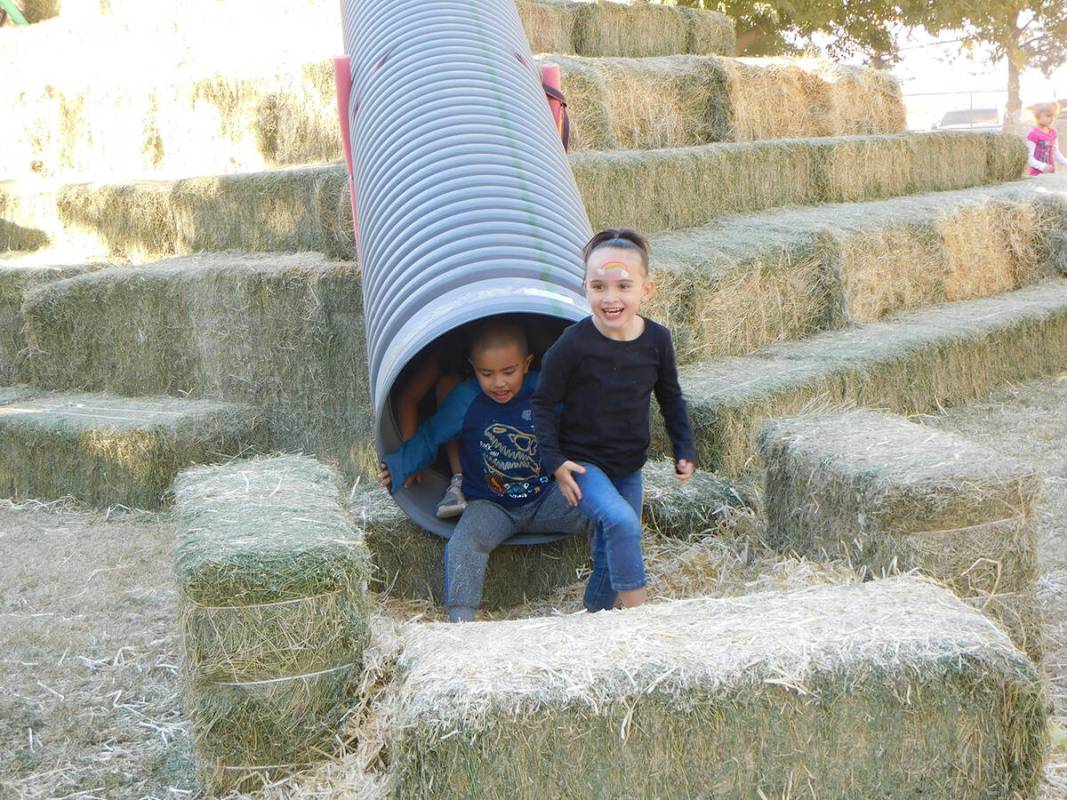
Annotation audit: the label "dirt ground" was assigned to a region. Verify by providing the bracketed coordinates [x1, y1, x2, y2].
[2, 375, 1067, 799]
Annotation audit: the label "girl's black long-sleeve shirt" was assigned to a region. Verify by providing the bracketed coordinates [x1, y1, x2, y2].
[531, 316, 697, 478]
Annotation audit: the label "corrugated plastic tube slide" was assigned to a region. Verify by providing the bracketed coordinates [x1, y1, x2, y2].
[341, 0, 592, 541]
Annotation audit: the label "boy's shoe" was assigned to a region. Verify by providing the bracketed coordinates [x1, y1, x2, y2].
[436, 474, 467, 519]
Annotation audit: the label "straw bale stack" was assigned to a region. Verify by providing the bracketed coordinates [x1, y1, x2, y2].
[641, 459, 752, 539]
[0, 390, 263, 508]
[663, 280, 1067, 477]
[649, 177, 1063, 362]
[20, 252, 377, 480]
[175, 455, 371, 795]
[348, 486, 591, 609]
[385, 578, 1047, 799]
[759, 411, 1042, 658]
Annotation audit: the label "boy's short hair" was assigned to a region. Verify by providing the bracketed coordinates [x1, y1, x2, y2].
[1029, 101, 1061, 117]
[468, 317, 528, 357]
[582, 228, 650, 276]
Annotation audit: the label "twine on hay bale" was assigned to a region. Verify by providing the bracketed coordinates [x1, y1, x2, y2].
[758, 410, 1042, 659]
[383, 577, 1047, 799]
[175, 455, 372, 795]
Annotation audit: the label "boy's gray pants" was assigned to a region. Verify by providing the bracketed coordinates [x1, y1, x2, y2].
[444, 482, 591, 611]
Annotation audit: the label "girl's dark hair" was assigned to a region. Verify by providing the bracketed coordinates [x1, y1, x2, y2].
[581, 228, 650, 274]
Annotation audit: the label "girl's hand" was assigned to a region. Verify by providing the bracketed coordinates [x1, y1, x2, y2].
[378, 463, 393, 489]
[675, 459, 695, 484]
[554, 461, 587, 506]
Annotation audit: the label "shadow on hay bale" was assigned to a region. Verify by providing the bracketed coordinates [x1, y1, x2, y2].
[758, 410, 1042, 660]
[175, 455, 371, 795]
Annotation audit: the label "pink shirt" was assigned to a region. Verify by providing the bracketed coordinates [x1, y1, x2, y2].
[1027, 127, 1057, 175]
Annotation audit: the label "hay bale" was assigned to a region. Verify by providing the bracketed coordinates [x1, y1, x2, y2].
[175, 455, 371, 795]
[348, 486, 591, 610]
[641, 459, 752, 539]
[20, 252, 376, 480]
[658, 279, 1067, 477]
[516, 0, 579, 54]
[0, 259, 98, 382]
[386, 577, 1047, 799]
[758, 411, 1041, 658]
[0, 390, 263, 508]
[649, 176, 1065, 363]
[573, 131, 1026, 233]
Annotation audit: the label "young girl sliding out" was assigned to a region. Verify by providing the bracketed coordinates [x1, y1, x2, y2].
[531, 228, 696, 612]
[1026, 102, 1067, 176]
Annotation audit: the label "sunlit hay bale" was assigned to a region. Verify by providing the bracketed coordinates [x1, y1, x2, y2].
[0, 390, 262, 508]
[680, 5, 736, 56]
[0, 180, 58, 253]
[641, 459, 753, 540]
[385, 578, 1047, 800]
[56, 180, 177, 259]
[663, 281, 1067, 477]
[15, 0, 61, 23]
[171, 164, 353, 258]
[572, 2, 695, 58]
[20, 252, 376, 480]
[0, 261, 96, 383]
[516, 0, 579, 54]
[758, 411, 1042, 658]
[347, 485, 591, 610]
[573, 132, 1025, 234]
[175, 455, 371, 795]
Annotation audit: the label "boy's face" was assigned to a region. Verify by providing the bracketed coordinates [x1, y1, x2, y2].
[584, 246, 654, 334]
[470, 342, 534, 404]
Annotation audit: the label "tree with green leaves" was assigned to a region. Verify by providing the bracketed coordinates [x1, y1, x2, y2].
[903, 0, 1067, 128]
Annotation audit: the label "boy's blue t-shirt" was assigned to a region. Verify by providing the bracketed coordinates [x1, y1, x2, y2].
[383, 372, 550, 508]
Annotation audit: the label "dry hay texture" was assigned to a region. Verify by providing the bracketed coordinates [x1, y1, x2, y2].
[659, 279, 1067, 479]
[382, 578, 1047, 800]
[758, 410, 1042, 659]
[647, 175, 1067, 363]
[0, 388, 263, 509]
[18, 252, 378, 480]
[554, 55, 903, 151]
[174, 455, 372, 795]
[350, 460, 753, 608]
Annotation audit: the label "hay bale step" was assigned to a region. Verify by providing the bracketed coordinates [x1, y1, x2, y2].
[0, 55, 901, 179]
[649, 173, 1067, 362]
[174, 454, 371, 795]
[655, 278, 1067, 478]
[350, 463, 752, 608]
[0, 388, 263, 508]
[0, 133, 1027, 260]
[758, 410, 1042, 658]
[17, 252, 377, 480]
[386, 577, 1047, 799]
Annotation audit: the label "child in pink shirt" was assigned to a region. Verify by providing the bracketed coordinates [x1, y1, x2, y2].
[1026, 102, 1067, 176]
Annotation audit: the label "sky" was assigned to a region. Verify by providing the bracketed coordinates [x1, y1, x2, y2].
[876, 29, 1067, 130]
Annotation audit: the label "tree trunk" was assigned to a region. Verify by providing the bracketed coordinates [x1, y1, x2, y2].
[734, 26, 765, 55]
[1005, 57, 1023, 134]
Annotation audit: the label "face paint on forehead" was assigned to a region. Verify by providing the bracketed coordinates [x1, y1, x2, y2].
[593, 261, 633, 279]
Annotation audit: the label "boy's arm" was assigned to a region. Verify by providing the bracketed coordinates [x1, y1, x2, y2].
[531, 339, 571, 476]
[382, 381, 478, 492]
[652, 328, 698, 467]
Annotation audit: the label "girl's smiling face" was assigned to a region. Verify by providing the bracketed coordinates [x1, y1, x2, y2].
[584, 246, 654, 340]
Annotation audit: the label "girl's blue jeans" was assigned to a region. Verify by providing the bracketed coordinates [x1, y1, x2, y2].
[576, 463, 645, 612]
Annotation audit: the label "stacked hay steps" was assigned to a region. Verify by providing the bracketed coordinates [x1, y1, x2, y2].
[174, 454, 371, 795]
[649, 174, 1067, 362]
[385, 578, 1047, 799]
[350, 461, 749, 607]
[0, 132, 1027, 261]
[653, 279, 1067, 478]
[0, 54, 902, 178]
[15, 252, 377, 479]
[0, 388, 263, 508]
[758, 410, 1042, 660]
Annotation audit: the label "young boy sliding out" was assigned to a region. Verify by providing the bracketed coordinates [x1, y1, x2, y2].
[378, 318, 591, 622]
[532, 228, 696, 613]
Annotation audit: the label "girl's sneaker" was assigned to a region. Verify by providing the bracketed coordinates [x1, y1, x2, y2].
[436, 474, 467, 518]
